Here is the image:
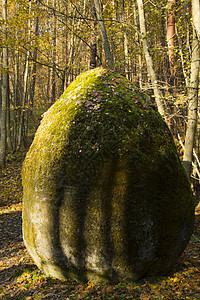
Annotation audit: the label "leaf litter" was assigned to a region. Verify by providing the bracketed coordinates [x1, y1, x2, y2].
[0, 156, 200, 299]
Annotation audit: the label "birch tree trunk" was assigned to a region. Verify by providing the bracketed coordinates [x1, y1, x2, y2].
[121, 0, 129, 79]
[29, 3, 39, 111]
[133, 2, 142, 87]
[17, 0, 32, 150]
[93, 0, 114, 69]
[136, 0, 166, 119]
[24, 4, 39, 137]
[192, 0, 200, 40]
[17, 52, 30, 150]
[0, 0, 8, 168]
[167, 0, 175, 79]
[183, 28, 200, 178]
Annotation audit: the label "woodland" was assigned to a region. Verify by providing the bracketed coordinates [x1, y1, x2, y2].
[0, 0, 200, 298]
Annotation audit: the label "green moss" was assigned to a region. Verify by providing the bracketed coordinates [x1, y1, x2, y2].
[22, 67, 194, 283]
[23, 67, 165, 190]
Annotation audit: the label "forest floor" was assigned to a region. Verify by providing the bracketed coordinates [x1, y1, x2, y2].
[0, 155, 200, 299]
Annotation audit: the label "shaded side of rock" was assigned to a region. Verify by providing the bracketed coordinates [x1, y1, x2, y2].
[22, 67, 194, 282]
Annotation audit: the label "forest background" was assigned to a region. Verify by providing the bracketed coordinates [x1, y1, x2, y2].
[0, 0, 200, 298]
[0, 0, 200, 182]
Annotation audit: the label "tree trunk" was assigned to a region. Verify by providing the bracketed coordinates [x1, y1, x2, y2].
[29, 5, 39, 111]
[17, 52, 30, 150]
[93, 0, 114, 69]
[121, 0, 129, 78]
[24, 6, 39, 138]
[90, 5, 98, 69]
[167, 0, 175, 79]
[136, 0, 166, 119]
[0, 0, 8, 168]
[192, 0, 200, 40]
[63, 1, 68, 91]
[6, 93, 13, 152]
[183, 27, 200, 178]
[133, 2, 142, 87]
[13, 44, 20, 151]
[12, 1, 20, 151]
[17, 0, 32, 150]
[50, 0, 57, 105]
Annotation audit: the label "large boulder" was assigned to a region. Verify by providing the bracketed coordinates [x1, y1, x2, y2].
[22, 67, 194, 282]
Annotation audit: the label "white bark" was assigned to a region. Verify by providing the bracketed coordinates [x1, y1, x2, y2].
[17, 0, 32, 150]
[183, 28, 200, 178]
[133, 2, 142, 87]
[93, 0, 114, 69]
[121, 0, 129, 78]
[192, 0, 200, 40]
[183, 0, 200, 178]
[136, 0, 166, 118]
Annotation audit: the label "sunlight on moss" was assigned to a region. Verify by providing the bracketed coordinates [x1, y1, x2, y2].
[22, 67, 194, 283]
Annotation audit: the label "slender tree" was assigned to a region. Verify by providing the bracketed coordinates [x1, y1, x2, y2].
[192, 0, 200, 40]
[136, 0, 166, 118]
[0, 0, 9, 168]
[90, 5, 98, 69]
[167, 0, 176, 79]
[183, 0, 200, 178]
[24, 1, 40, 137]
[121, 0, 129, 78]
[50, 0, 57, 105]
[93, 0, 114, 69]
[63, 1, 68, 91]
[12, 1, 20, 152]
[17, 0, 32, 150]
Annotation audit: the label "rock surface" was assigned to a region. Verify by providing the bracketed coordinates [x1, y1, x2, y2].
[22, 68, 194, 282]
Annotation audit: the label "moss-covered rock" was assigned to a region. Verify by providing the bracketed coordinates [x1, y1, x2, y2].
[22, 67, 194, 283]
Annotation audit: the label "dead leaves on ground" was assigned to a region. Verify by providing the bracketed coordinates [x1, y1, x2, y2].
[0, 159, 200, 299]
[0, 160, 23, 207]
